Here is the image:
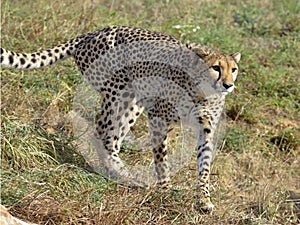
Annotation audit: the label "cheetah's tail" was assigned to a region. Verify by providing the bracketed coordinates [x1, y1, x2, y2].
[0, 35, 85, 70]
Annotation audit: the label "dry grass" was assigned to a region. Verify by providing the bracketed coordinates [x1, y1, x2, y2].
[1, 0, 299, 224]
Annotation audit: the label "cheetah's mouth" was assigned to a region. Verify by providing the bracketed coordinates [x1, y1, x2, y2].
[221, 90, 230, 95]
[221, 83, 235, 95]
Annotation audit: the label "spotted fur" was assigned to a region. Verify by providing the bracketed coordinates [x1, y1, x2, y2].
[1, 26, 241, 211]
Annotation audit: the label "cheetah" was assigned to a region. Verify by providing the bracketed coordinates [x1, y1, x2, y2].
[1, 25, 241, 210]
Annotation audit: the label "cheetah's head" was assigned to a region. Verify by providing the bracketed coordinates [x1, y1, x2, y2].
[191, 44, 241, 95]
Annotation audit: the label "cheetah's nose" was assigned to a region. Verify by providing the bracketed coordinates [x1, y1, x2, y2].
[223, 83, 234, 90]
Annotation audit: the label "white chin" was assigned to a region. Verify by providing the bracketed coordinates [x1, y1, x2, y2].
[222, 91, 229, 95]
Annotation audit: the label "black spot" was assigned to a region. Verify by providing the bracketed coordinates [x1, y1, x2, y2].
[20, 58, 25, 65]
[202, 146, 210, 152]
[129, 119, 134, 124]
[122, 92, 129, 98]
[8, 55, 14, 64]
[41, 55, 47, 60]
[31, 58, 37, 63]
[93, 47, 98, 52]
[54, 49, 59, 53]
[204, 128, 211, 134]
[197, 181, 205, 187]
[197, 151, 202, 159]
[26, 64, 31, 69]
[203, 161, 209, 167]
[0, 56, 3, 63]
[0, 48, 3, 54]
[197, 117, 203, 124]
[197, 142, 208, 150]
[202, 155, 210, 160]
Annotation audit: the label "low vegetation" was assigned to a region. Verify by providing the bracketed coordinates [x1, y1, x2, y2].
[1, 0, 299, 224]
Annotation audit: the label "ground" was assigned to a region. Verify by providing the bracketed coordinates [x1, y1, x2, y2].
[1, 0, 299, 224]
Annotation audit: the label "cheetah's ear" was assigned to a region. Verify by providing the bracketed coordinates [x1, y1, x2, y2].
[231, 52, 241, 63]
[193, 45, 211, 59]
[189, 43, 211, 58]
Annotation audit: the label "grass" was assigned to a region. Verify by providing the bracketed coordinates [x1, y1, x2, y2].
[1, 0, 299, 224]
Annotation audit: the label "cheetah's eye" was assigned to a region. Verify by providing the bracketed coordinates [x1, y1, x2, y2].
[232, 68, 237, 73]
[212, 65, 221, 73]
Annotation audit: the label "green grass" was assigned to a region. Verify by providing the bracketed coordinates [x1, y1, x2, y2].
[1, 0, 299, 224]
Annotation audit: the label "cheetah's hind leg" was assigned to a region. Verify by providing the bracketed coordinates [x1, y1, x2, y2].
[95, 94, 148, 187]
[148, 113, 172, 189]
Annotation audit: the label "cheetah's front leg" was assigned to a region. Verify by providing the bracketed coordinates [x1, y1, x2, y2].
[196, 117, 216, 211]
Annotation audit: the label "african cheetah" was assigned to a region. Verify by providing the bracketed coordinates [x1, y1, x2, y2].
[1, 25, 241, 210]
